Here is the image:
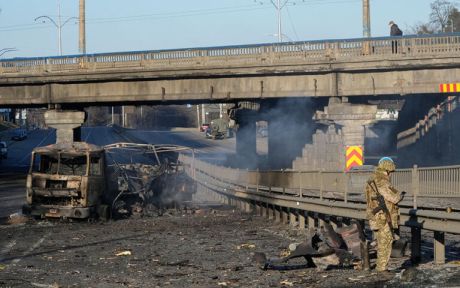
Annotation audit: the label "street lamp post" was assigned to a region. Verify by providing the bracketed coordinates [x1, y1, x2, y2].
[0, 48, 18, 57]
[35, 0, 77, 56]
[257, 0, 303, 42]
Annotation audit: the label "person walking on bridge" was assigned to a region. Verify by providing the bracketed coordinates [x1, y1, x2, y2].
[365, 157, 403, 272]
[389, 21, 403, 54]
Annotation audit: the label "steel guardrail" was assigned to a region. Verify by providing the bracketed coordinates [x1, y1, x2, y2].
[179, 154, 460, 235]
[2, 33, 460, 74]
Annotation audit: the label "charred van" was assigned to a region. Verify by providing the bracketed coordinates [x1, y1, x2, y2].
[23, 142, 108, 219]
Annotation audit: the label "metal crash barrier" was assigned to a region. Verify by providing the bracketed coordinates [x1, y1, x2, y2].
[179, 154, 460, 265]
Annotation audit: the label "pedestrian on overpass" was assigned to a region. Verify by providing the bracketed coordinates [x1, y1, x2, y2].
[389, 21, 403, 54]
[365, 157, 403, 272]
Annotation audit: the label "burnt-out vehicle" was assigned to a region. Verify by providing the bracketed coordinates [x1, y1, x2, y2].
[23, 142, 107, 219]
[104, 143, 196, 218]
[23, 142, 196, 220]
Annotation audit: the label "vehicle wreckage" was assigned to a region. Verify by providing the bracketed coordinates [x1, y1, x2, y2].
[22, 142, 196, 220]
[253, 220, 408, 271]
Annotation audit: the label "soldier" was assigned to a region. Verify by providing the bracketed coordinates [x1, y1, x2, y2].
[365, 157, 403, 272]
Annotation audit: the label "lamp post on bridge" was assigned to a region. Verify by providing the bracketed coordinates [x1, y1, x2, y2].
[35, 0, 77, 56]
[255, 0, 305, 42]
[0, 48, 18, 57]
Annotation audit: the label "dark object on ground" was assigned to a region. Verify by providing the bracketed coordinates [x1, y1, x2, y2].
[11, 129, 27, 141]
[391, 239, 408, 258]
[257, 224, 361, 271]
[400, 267, 418, 282]
[0, 141, 7, 159]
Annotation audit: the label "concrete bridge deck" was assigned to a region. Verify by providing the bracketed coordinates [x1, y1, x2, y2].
[1, 34, 460, 106]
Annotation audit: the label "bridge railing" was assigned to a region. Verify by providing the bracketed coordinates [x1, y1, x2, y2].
[3, 33, 460, 74]
[397, 96, 459, 149]
[183, 155, 460, 207]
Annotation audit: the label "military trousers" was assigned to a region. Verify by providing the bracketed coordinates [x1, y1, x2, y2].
[375, 223, 393, 271]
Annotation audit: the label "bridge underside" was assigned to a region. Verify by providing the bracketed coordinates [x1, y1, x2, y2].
[1, 66, 459, 107]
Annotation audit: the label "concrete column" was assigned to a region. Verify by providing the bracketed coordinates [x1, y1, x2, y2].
[44, 110, 85, 144]
[268, 205, 274, 220]
[245, 202, 252, 213]
[314, 98, 378, 170]
[341, 122, 366, 147]
[298, 211, 306, 230]
[274, 206, 281, 223]
[261, 205, 266, 217]
[318, 214, 326, 229]
[307, 212, 315, 229]
[267, 120, 288, 169]
[329, 217, 338, 230]
[235, 119, 257, 169]
[281, 208, 289, 225]
[289, 210, 297, 227]
[255, 203, 261, 216]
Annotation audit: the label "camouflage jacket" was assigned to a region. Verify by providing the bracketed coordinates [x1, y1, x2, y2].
[365, 168, 401, 230]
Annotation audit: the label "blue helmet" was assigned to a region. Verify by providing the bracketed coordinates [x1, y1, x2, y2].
[378, 157, 395, 172]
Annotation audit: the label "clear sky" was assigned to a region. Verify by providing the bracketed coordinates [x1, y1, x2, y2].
[0, 0, 445, 58]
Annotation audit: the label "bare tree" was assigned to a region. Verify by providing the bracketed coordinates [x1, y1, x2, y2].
[430, 0, 456, 32]
[411, 22, 436, 34]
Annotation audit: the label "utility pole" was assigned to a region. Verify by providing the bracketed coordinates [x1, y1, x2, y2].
[79, 0, 86, 54]
[363, 0, 371, 37]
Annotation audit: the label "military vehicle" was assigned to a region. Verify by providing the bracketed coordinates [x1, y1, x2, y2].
[205, 118, 233, 140]
[23, 142, 195, 220]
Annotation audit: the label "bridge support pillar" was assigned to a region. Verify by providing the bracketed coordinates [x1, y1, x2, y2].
[235, 119, 257, 169]
[314, 97, 378, 170]
[44, 110, 85, 144]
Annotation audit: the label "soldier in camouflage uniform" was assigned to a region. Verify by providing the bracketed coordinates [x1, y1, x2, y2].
[365, 157, 402, 272]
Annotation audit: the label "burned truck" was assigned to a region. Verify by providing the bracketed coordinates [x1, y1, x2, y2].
[23, 142, 196, 220]
[23, 142, 107, 219]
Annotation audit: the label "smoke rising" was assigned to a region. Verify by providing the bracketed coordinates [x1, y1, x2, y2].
[225, 98, 318, 170]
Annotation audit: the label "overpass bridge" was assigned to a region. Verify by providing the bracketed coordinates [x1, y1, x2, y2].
[1, 33, 460, 106]
[2, 34, 460, 171]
